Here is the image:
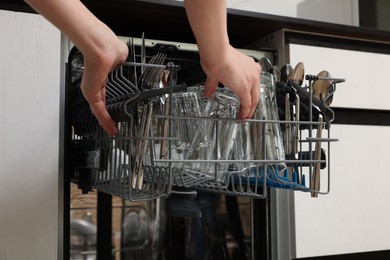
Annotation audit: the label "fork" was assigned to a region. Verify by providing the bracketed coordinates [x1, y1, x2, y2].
[138, 53, 167, 90]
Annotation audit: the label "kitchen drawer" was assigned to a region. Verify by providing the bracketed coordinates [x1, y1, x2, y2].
[293, 124, 390, 258]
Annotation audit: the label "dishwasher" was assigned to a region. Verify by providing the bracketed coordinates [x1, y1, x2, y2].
[65, 35, 344, 260]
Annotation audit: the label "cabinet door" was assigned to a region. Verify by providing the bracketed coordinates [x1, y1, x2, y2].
[289, 43, 390, 258]
[0, 10, 61, 260]
[293, 124, 390, 258]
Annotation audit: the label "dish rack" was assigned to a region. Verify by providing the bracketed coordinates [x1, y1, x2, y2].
[68, 42, 344, 201]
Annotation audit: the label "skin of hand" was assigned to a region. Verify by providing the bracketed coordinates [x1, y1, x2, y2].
[25, 0, 128, 136]
[184, 0, 261, 119]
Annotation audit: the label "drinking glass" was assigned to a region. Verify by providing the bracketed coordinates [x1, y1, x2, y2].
[183, 87, 240, 183]
[233, 71, 286, 175]
[146, 91, 203, 171]
[169, 91, 203, 159]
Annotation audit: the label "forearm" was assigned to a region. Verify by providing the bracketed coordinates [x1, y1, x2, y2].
[25, 0, 128, 135]
[25, 0, 117, 58]
[184, 0, 260, 119]
[183, 0, 229, 65]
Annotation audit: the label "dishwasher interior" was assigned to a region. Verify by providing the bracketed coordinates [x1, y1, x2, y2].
[66, 35, 343, 260]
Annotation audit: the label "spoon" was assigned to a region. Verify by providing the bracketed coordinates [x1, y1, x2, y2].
[311, 70, 333, 197]
[291, 62, 305, 86]
[312, 70, 333, 106]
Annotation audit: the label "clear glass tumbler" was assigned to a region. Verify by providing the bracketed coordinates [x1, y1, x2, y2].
[146, 91, 203, 171]
[234, 71, 286, 175]
[183, 87, 240, 183]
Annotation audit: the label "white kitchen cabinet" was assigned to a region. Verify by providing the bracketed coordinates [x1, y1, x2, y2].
[289, 44, 390, 257]
[269, 38, 390, 259]
[294, 124, 390, 257]
[0, 10, 61, 260]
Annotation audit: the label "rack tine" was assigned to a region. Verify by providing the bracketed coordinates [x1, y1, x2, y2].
[105, 64, 141, 107]
[106, 80, 124, 98]
[293, 94, 302, 183]
[105, 88, 116, 99]
[141, 32, 146, 75]
[110, 71, 129, 94]
[119, 66, 138, 94]
[127, 37, 138, 88]
[113, 69, 134, 93]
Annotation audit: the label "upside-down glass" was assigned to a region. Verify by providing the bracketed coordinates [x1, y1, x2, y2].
[233, 71, 286, 174]
[170, 91, 203, 159]
[145, 91, 203, 170]
[183, 87, 240, 183]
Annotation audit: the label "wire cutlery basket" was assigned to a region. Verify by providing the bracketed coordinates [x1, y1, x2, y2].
[68, 40, 344, 201]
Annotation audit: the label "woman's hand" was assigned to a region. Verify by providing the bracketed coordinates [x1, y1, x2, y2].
[80, 38, 128, 136]
[25, 0, 128, 135]
[184, 0, 261, 119]
[201, 45, 260, 119]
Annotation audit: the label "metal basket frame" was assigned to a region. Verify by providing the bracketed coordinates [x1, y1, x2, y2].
[69, 50, 343, 201]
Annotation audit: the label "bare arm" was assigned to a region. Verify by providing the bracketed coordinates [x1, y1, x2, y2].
[25, 0, 128, 135]
[184, 0, 260, 119]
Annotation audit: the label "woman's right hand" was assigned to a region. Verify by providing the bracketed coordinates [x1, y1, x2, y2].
[201, 44, 261, 119]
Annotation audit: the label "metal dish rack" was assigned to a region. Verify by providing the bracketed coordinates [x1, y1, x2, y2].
[68, 41, 344, 201]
